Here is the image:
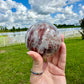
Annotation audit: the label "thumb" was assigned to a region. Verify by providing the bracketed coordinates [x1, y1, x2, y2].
[27, 51, 43, 73]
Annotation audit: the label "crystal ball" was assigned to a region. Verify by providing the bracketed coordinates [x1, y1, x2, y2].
[25, 22, 61, 56]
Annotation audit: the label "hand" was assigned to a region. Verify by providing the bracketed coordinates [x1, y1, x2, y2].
[27, 35, 66, 84]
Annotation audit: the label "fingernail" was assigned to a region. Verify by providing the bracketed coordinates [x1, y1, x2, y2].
[27, 52, 30, 55]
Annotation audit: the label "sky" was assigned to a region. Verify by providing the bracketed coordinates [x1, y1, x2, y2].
[0, 0, 84, 29]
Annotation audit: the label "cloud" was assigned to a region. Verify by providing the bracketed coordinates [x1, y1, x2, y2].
[51, 5, 79, 24]
[66, 0, 81, 4]
[29, 0, 67, 15]
[79, 5, 84, 17]
[29, 0, 80, 25]
[0, 0, 28, 28]
[29, 0, 81, 15]
[0, 0, 83, 29]
[63, 5, 78, 18]
[82, 5, 84, 10]
[78, 4, 82, 7]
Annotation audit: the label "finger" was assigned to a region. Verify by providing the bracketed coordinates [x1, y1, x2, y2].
[48, 62, 65, 76]
[61, 34, 64, 42]
[52, 51, 59, 65]
[58, 42, 66, 71]
[52, 34, 64, 65]
[27, 51, 43, 73]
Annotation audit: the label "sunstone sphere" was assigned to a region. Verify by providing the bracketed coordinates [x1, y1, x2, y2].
[25, 22, 61, 56]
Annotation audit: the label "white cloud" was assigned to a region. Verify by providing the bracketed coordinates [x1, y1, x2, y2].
[0, 0, 28, 28]
[0, 0, 83, 29]
[79, 10, 83, 16]
[55, 14, 66, 19]
[82, 6, 84, 10]
[63, 5, 78, 18]
[63, 5, 73, 14]
[29, 0, 67, 14]
[28, 0, 80, 25]
[67, 0, 81, 4]
[78, 4, 82, 7]
[79, 5, 84, 17]
[53, 5, 79, 24]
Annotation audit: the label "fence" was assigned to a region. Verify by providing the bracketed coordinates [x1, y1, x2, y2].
[0, 30, 81, 47]
[60, 30, 81, 37]
[0, 35, 25, 47]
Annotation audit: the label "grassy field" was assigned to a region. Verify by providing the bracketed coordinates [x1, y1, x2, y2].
[0, 37, 84, 84]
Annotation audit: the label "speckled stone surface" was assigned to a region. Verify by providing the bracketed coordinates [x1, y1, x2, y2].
[25, 22, 61, 56]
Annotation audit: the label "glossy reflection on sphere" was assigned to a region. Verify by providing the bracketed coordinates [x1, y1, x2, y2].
[25, 22, 61, 56]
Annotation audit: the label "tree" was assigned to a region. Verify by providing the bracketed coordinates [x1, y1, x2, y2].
[4, 26, 8, 31]
[16, 27, 20, 31]
[79, 18, 84, 40]
[18, 27, 20, 31]
[54, 24, 57, 27]
[10, 26, 16, 32]
[12, 26, 16, 31]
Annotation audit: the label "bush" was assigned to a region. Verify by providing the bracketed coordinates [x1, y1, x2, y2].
[79, 18, 84, 40]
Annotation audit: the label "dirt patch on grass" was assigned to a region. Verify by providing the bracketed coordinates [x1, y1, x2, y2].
[0, 50, 6, 53]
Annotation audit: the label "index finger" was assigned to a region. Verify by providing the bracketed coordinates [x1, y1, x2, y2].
[58, 42, 66, 71]
[61, 34, 64, 42]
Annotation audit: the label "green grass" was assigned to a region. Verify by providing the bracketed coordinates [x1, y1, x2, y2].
[0, 44, 32, 84]
[0, 37, 84, 84]
[65, 37, 84, 84]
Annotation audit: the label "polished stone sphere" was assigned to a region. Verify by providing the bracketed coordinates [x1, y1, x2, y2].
[25, 22, 61, 56]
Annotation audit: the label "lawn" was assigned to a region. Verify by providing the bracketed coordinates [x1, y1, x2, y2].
[0, 37, 84, 84]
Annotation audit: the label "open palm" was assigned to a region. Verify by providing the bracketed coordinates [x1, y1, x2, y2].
[27, 35, 66, 84]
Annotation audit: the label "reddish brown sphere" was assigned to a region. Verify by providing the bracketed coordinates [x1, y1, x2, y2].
[25, 22, 61, 56]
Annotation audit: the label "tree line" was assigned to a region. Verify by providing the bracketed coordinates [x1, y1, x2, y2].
[0, 24, 80, 32]
[54, 24, 80, 28]
[0, 26, 28, 32]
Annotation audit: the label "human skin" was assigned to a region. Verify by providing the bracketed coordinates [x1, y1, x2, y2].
[27, 35, 66, 84]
